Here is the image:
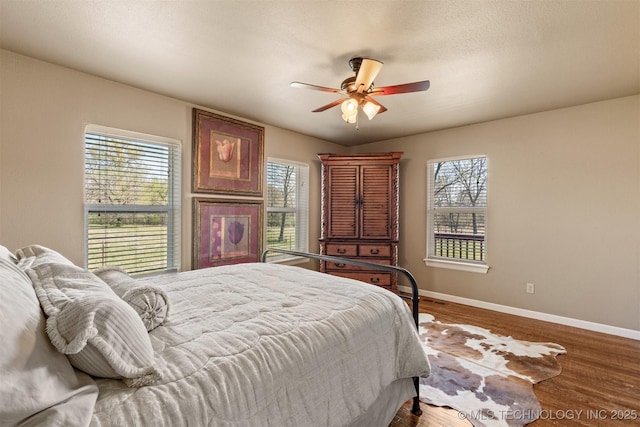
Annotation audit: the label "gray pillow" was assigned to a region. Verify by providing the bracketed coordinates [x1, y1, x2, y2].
[26, 263, 160, 387]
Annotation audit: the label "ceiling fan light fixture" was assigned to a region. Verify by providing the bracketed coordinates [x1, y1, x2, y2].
[341, 113, 357, 124]
[341, 98, 359, 123]
[362, 101, 381, 120]
[341, 98, 358, 115]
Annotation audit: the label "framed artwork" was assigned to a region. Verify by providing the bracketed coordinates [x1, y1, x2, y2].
[192, 108, 264, 196]
[193, 198, 263, 269]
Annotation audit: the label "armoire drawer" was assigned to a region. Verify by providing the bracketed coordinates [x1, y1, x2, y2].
[325, 243, 392, 258]
[325, 258, 391, 272]
[358, 244, 391, 257]
[325, 244, 357, 257]
[330, 271, 392, 288]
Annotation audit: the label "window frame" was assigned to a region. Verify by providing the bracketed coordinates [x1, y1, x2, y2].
[425, 154, 489, 274]
[84, 124, 181, 275]
[265, 157, 310, 263]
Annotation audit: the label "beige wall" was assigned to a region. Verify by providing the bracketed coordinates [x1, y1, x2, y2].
[355, 95, 640, 331]
[2, 49, 638, 331]
[0, 50, 343, 269]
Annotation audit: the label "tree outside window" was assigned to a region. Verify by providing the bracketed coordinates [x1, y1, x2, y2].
[427, 156, 488, 272]
[84, 125, 181, 274]
[266, 159, 309, 260]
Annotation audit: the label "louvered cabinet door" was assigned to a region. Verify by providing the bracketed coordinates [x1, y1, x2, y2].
[360, 164, 392, 239]
[326, 165, 359, 238]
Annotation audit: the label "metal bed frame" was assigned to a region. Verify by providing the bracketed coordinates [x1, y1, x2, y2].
[260, 248, 423, 416]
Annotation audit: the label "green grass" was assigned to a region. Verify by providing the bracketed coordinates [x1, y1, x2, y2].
[87, 224, 168, 274]
[266, 225, 296, 255]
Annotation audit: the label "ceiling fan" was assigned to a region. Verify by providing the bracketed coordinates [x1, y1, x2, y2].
[291, 57, 430, 125]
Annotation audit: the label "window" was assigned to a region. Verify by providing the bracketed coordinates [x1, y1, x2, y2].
[84, 125, 181, 275]
[426, 155, 488, 273]
[266, 158, 309, 261]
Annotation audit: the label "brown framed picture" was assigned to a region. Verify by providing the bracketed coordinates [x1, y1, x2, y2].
[193, 198, 263, 269]
[192, 108, 264, 196]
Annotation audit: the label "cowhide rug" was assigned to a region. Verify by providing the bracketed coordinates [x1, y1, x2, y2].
[418, 313, 566, 427]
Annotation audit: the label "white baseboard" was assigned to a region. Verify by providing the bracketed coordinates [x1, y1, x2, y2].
[398, 286, 640, 341]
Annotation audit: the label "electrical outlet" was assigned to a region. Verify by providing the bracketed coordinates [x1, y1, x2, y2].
[526, 283, 535, 294]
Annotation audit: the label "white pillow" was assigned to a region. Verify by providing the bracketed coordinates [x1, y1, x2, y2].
[15, 244, 75, 269]
[0, 244, 17, 264]
[0, 258, 98, 425]
[94, 266, 170, 331]
[26, 263, 161, 387]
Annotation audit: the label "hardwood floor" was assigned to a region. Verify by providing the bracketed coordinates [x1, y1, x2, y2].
[390, 297, 640, 427]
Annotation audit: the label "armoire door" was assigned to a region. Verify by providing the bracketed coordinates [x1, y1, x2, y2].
[360, 164, 392, 239]
[326, 165, 359, 239]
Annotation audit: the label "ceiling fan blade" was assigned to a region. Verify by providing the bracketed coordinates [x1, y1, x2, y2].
[354, 59, 383, 93]
[369, 80, 430, 96]
[290, 81, 342, 93]
[312, 98, 344, 112]
[363, 96, 387, 114]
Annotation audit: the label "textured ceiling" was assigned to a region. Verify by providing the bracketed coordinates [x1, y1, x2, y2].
[1, 0, 638, 146]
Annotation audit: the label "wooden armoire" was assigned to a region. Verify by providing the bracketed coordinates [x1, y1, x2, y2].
[318, 152, 402, 292]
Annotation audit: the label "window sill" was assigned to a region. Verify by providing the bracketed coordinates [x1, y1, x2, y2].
[424, 258, 489, 274]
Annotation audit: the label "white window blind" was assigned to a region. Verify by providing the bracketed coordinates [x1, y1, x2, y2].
[266, 158, 309, 260]
[84, 125, 181, 275]
[426, 155, 488, 272]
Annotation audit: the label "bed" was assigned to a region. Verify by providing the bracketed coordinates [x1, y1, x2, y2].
[0, 245, 429, 427]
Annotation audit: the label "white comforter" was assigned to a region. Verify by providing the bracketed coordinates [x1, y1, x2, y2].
[90, 263, 429, 426]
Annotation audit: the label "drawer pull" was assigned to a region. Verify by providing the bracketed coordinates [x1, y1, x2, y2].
[335, 263, 346, 268]
[369, 249, 380, 255]
[370, 277, 380, 284]
[337, 248, 347, 254]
